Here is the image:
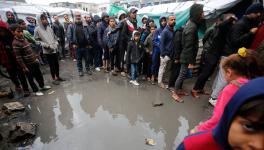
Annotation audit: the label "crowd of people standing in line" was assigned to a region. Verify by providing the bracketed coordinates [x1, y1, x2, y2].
[1, 2, 264, 150]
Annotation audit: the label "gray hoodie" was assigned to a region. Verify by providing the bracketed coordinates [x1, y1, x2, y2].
[34, 15, 58, 54]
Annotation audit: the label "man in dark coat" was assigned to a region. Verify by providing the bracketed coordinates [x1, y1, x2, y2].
[208, 3, 263, 106]
[173, 3, 204, 102]
[52, 15, 66, 59]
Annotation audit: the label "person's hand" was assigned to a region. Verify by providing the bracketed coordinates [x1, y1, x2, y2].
[23, 67, 29, 73]
[107, 32, 111, 37]
[188, 64, 194, 69]
[72, 44, 77, 49]
[190, 127, 198, 134]
[250, 27, 258, 34]
[174, 59, 180, 64]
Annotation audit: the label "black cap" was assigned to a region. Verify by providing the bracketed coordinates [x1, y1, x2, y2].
[129, 8, 138, 14]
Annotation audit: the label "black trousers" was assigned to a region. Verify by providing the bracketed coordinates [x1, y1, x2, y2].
[193, 53, 219, 90]
[45, 53, 60, 79]
[168, 61, 181, 88]
[110, 47, 118, 70]
[118, 42, 127, 71]
[25, 62, 45, 92]
[7, 67, 29, 91]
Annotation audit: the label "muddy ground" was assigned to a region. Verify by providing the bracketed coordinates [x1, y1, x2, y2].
[0, 59, 213, 150]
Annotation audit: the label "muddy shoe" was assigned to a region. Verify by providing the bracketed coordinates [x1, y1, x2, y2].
[120, 72, 126, 77]
[41, 85, 51, 91]
[56, 77, 66, 82]
[0, 91, 9, 98]
[79, 71, 84, 77]
[111, 70, 118, 76]
[52, 80, 60, 85]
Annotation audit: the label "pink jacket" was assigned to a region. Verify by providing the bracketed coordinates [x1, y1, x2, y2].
[197, 78, 249, 132]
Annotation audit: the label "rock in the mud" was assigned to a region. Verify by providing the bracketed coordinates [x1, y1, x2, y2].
[2, 102, 25, 114]
[8, 122, 37, 142]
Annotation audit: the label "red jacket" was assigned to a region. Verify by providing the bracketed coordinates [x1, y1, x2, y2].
[251, 23, 264, 50]
[0, 20, 17, 69]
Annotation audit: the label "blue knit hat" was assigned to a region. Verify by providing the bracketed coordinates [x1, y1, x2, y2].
[245, 3, 264, 15]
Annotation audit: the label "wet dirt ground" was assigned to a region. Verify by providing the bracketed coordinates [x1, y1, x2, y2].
[0, 59, 213, 150]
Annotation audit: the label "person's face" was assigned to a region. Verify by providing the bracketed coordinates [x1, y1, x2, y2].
[109, 19, 116, 27]
[149, 21, 155, 28]
[85, 16, 92, 23]
[130, 12, 137, 19]
[19, 21, 27, 30]
[120, 14, 126, 20]
[7, 12, 14, 19]
[53, 16, 59, 22]
[104, 16, 109, 23]
[249, 12, 262, 21]
[14, 28, 24, 39]
[168, 16, 176, 27]
[142, 18, 147, 24]
[161, 19, 167, 27]
[41, 17, 48, 26]
[134, 34, 140, 41]
[75, 13, 82, 22]
[150, 27, 155, 33]
[64, 15, 69, 21]
[228, 115, 264, 150]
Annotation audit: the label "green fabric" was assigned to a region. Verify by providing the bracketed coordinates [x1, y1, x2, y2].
[108, 4, 128, 17]
[23, 30, 36, 44]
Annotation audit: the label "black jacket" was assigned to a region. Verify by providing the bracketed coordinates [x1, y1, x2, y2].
[223, 16, 258, 56]
[126, 41, 145, 64]
[180, 4, 203, 64]
[171, 27, 184, 61]
[52, 22, 65, 42]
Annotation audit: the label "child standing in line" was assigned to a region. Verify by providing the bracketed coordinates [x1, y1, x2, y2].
[126, 31, 145, 86]
[10, 24, 51, 96]
[190, 48, 264, 133]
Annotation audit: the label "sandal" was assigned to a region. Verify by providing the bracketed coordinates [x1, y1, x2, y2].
[172, 93, 184, 103]
[199, 90, 210, 95]
[191, 90, 200, 98]
[177, 90, 189, 96]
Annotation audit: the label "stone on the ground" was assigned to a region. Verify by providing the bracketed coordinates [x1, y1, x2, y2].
[2, 102, 25, 114]
[8, 122, 37, 142]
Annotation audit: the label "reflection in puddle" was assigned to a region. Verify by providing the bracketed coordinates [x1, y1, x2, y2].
[28, 93, 167, 150]
[173, 116, 189, 149]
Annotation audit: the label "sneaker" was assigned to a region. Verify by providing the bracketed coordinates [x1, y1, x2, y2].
[95, 67, 101, 72]
[121, 72, 126, 77]
[132, 80, 139, 86]
[111, 70, 118, 76]
[209, 97, 217, 106]
[52, 80, 60, 85]
[79, 71, 84, 77]
[129, 80, 133, 84]
[73, 59, 77, 62]
[41, 85, 51, 91]
[86, 70, 92, 75]
[35, 91, 44, 96]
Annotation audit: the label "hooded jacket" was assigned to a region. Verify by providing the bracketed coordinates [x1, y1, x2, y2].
[160, 25, 174, 57]
[152, 17, 166, 51]
[34, 15, 58, 54]
[126, 31, 145, 64]
[180, 4, 203, 64]
[97, 12, 109, 48]
[103, 25, 119, 49]
[177, 77, 264, 150]
[0, 21, 17, 69]
[223, 16, 258, 56]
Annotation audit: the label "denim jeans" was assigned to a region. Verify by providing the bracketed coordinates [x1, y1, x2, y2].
[175, 63, 189, 90]
[151, 48, 160, 76]
[130, 63, 138, 80]
[76, 48, 89, 72]
[211, 56, 228, 99]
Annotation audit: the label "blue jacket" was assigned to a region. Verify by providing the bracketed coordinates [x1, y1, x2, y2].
[160, 25, 174, 57]
[103, 26, 119, 49]
[152, 17, 166, 52]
